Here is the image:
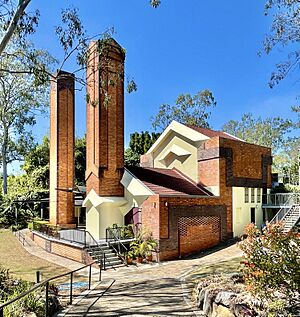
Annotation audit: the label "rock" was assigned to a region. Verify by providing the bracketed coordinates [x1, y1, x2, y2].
[212, 303, 235, 317]
[197, 288, 206, 309]
[215, 291, 237, 307]
[23, 313, 37, 317]
[203, 289, 216, 316]
[233, 303, 257, 317]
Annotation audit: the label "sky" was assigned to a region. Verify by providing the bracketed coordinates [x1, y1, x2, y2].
[16, 1, 300, 152]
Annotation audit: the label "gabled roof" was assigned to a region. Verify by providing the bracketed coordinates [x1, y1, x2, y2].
[187, 125, 244, 141]
[127, 166, 213, 197]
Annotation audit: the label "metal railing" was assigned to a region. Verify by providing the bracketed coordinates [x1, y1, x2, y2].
[106, 227, 129, 267]
[14, 230, 30, 247]
[270, 194, 300, 225]
[0, 261, 100, 317]
[32, 226, 107, 270]
[105, 226, 134, 242]
[262, 193, 300, 207]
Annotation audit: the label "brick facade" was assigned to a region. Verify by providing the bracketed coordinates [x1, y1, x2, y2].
[32, 232, 93, 264]
[139, 134, 272, 261]
[49, 71, 75, 226]
[86, 39, 125, 197]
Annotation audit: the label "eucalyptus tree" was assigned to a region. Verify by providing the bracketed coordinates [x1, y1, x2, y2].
[151, 90, 216, 131]
[0, 50, 51, 194]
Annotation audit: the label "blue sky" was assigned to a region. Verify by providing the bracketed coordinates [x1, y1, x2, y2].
[28, 0, 299, 146]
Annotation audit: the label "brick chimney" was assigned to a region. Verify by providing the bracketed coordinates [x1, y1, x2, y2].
[86, 39, 125, 197]
[49, 71, 75, 226]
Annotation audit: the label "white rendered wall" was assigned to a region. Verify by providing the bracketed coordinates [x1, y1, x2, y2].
[232, 187, 263, 237]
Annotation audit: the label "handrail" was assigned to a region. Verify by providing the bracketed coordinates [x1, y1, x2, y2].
[106, 227, 129, 267]
[59, 229, 107, 270]
[0, 261, 100, 317]
[14, 231, 30, 247]
[270, 195, 298, 224]
[263, 193, 300, 206]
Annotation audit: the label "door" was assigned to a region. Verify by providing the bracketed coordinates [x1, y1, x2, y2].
[251, 208, 256, 224]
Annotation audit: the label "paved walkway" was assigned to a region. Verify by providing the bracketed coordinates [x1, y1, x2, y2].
[17, 232, 242, 316]
[57, 244, 242, 317]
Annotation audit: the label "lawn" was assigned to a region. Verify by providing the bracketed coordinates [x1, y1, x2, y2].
[187, 257, 242, 284]
[0, 229, 68, 282]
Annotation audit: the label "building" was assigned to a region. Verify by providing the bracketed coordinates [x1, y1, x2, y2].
[48, 38, 273, 261]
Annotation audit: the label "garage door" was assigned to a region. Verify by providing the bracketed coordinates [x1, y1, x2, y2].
[178, 216, 221, 257]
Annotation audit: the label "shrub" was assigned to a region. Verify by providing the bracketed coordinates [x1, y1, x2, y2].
[239, 223, 300, 298]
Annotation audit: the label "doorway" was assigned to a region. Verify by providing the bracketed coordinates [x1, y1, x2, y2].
[251, 207, 255, 224]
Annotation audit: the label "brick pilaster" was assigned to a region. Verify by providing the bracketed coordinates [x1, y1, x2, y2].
[86, 38, 125, 196]
[49, 71, 75, 226]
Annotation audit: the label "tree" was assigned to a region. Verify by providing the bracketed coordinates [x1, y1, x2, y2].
[125, 131, 160, 167]
[0, 1, 161, 82]
[222, 113, 292, 153]
[263, 1, 300, 88]
[0, 52, 52, 195]
[151, 90, 216, 131]
[75, 136, 86, 186]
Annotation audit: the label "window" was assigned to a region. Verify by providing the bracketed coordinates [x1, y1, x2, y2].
[257, 188, 261, 203]
[251, 188, 255, 203]
[245, 188, 249, 203]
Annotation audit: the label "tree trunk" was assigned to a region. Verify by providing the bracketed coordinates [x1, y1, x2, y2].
[1, 130, 8, 195]
[0, 0, 31, 56]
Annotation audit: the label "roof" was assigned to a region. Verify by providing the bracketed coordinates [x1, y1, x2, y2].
[186, 125, 243, 141]
[127, 166, 213, 196]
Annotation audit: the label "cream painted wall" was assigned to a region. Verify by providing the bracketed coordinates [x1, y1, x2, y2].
[232, 187, 264, 237]
[152, 133, 198, 182]
[86, 206, 100, 239]
[86, 203, 125, 240]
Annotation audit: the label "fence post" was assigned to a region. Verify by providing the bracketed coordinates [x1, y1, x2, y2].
[70, 272, 73, 305]
[0, 308, 3, 317]
[45, 281, 49, 317]
[36, 271, 40, 284]
[88, 264, 92, 290]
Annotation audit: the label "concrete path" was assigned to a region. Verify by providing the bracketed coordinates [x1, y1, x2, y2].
[16, 231, 242, 316]
[57, 244, 242, 317]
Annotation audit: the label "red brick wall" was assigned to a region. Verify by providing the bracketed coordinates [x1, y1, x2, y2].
[32, 233, 93, 264]
[49, 71, 75, 226]
[86, 39, 125, 197]
[141, 195, 160, 239]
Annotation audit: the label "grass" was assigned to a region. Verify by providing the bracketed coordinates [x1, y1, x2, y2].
[187, 257, 242, 284]
[0, 229, 68, 282]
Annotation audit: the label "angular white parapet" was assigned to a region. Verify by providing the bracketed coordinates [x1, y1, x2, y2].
[83, 189, 128, 240]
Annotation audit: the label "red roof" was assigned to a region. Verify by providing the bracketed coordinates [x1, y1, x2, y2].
[127, 166, 213, 196]
[186, 125, 242, 141]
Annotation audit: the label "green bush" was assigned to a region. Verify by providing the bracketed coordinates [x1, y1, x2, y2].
[239, 223, 300, 297]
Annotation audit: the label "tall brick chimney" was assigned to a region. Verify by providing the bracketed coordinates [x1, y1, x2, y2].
[85, 39, 125, 197]
[49, 71, 75, 226]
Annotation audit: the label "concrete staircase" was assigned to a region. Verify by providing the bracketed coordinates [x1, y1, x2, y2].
[87, 242, 125, 270]
[282, 205, 300, 232]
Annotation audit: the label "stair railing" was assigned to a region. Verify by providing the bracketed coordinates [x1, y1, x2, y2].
[58, 229, 107, 270]
[106, 227, 129, 267]
[270, 193, 300, 225]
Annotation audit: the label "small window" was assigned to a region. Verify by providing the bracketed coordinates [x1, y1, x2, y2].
[251, 188, 255, 203]
[257, 188, 261, 203]
[245, 188, 249, 203]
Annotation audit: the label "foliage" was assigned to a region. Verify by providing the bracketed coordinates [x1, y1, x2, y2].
[151, 90, 216, 131]
[222, 113, 293, 153]
[75, 136, 86, 186]
[129, 227, 157, 258]
[125, 131, 160, 167]
[263, 0, 300, 88]
[124, 148, 141, 167]
[0, 46, 53, 195]
[0, 265, 44, 317]
[239, 223, 300, 299]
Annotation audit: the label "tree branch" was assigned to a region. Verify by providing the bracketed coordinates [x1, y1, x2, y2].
[0, 0, 31, 56]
